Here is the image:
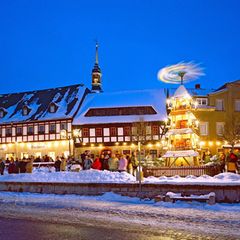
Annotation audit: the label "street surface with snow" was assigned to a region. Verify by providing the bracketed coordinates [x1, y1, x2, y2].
[0, 170, 240, 239]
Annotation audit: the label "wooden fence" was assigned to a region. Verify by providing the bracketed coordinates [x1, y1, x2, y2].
[143, 165, 221, 177]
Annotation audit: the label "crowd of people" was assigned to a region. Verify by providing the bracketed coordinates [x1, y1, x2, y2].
[0, 151, 140, 176]
[70, 150, 140, 175]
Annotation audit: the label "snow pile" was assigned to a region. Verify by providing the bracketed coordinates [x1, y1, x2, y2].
[144, 172, 240, 185]
[0, 170, 239, 185]
[0, 169, 136, 183]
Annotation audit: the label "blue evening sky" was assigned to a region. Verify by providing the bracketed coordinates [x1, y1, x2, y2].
[0, 0, 239, 94]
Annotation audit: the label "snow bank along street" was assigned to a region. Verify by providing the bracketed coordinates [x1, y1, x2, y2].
[1, 168, 240, 185]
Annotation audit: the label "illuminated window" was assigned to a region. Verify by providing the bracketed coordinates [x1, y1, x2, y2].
[216, 122, 224, 136]
[199, 122, 208, 136]
[196, 98, 208, 106]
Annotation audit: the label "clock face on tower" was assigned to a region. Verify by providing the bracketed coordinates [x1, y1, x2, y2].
[93, 77, 99, 84]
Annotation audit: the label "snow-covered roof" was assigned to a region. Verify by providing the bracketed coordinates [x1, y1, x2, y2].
[0, 84, 89, 124]
[168, 87, 213, 97]
[73, 89, 168, 125]
[162, 150, 199, 158]
[173, 85, 191, 99]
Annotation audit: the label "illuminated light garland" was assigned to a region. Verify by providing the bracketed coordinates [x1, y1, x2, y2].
[158, 62, 204, 84]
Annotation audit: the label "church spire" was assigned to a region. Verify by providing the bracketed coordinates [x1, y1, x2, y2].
[91, 41, 102, 92]
[95, 41, 99, 65]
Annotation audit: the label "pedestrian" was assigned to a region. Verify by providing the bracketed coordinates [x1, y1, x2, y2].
[8, 159, 16, 174]
[83, 155, 93, 170]
[131, 152, 139, 176]
[18, 159, 27, 173]
[99, 154, 105, 170]
[102, 154, 109, 170]
[127, 155, 133, 175]
[0, 159, 5, 175]
[60, 157, 67, 171]
[108, 154, 119, 171]
[92, 155, 102, 170]
[54, 156, 61, 172]
[118, 154, 128, 172]
[26, 158, 33, 173]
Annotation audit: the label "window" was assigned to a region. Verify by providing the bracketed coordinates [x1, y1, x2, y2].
[235, 100, 240, 112]
[199, 122, 208, 136]
[60, 122, 67, 130]
[110, 127, 117, 136]
[16, 127, 22, 136]
[196, 98, 208, 106]
[22, 106, 29, 116]
[27, 126, 34, 135]
[38, 125, 45, 134]
[0, 128, 2, 137]
[0, 110, 5, 118]
[6, 128, 12, 137]
[85, 106, 157, 117]
[49, 103, 57, 113]
[146, 126, 151, 135]
[49, 124, 56, 133]
[123, 126, 131, 135]
[216, 122, 224, 136]
[216, 99, 224, 111]
[82, 128, 89, 137]
[95, 128, 102, 137]
[152, 126, 159, 135]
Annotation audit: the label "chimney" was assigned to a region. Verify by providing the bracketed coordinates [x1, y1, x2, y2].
[195, 84, 201, 89]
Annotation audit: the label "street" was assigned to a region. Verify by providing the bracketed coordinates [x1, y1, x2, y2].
[0, 192, 239, 240]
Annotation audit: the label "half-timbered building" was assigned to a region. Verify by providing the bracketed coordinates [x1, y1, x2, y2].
[0, 84, 89, 159]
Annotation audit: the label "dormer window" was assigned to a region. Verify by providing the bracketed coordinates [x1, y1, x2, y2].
[0, 108, 7, 118]
[22, 106, 30, 116]
[0, 110, 4, 118]
[49, 103, 58, 113]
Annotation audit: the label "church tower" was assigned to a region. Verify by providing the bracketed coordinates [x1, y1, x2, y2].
[91, 42, 102, 92]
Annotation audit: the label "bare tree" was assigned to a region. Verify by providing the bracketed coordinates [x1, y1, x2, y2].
[223, 115, 240, 151]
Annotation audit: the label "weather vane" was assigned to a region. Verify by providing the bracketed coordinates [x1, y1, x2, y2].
[158, 62, 204, 85]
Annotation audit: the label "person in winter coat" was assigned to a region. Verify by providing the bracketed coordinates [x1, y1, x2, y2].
[19, 160, 27, 173]
[131, 152, 139, 176]
[102, 155, 109, 170]
[0, 159, 5, 175]
[118, 155, 128, 172]
[92, 156, 102, 170]
[83, 155, 93, 170]
[26, 159, 33, 173]
[108, 154, 119, 171]
[60, 157, 67, 171]
[127, 155, 133, 175]
[8, 159, 16, 174]
[54, 157, 61, 172]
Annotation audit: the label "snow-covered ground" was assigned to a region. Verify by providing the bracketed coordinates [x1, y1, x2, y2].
[0, 191, 239, 239]
[0, 168, 240, 185]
